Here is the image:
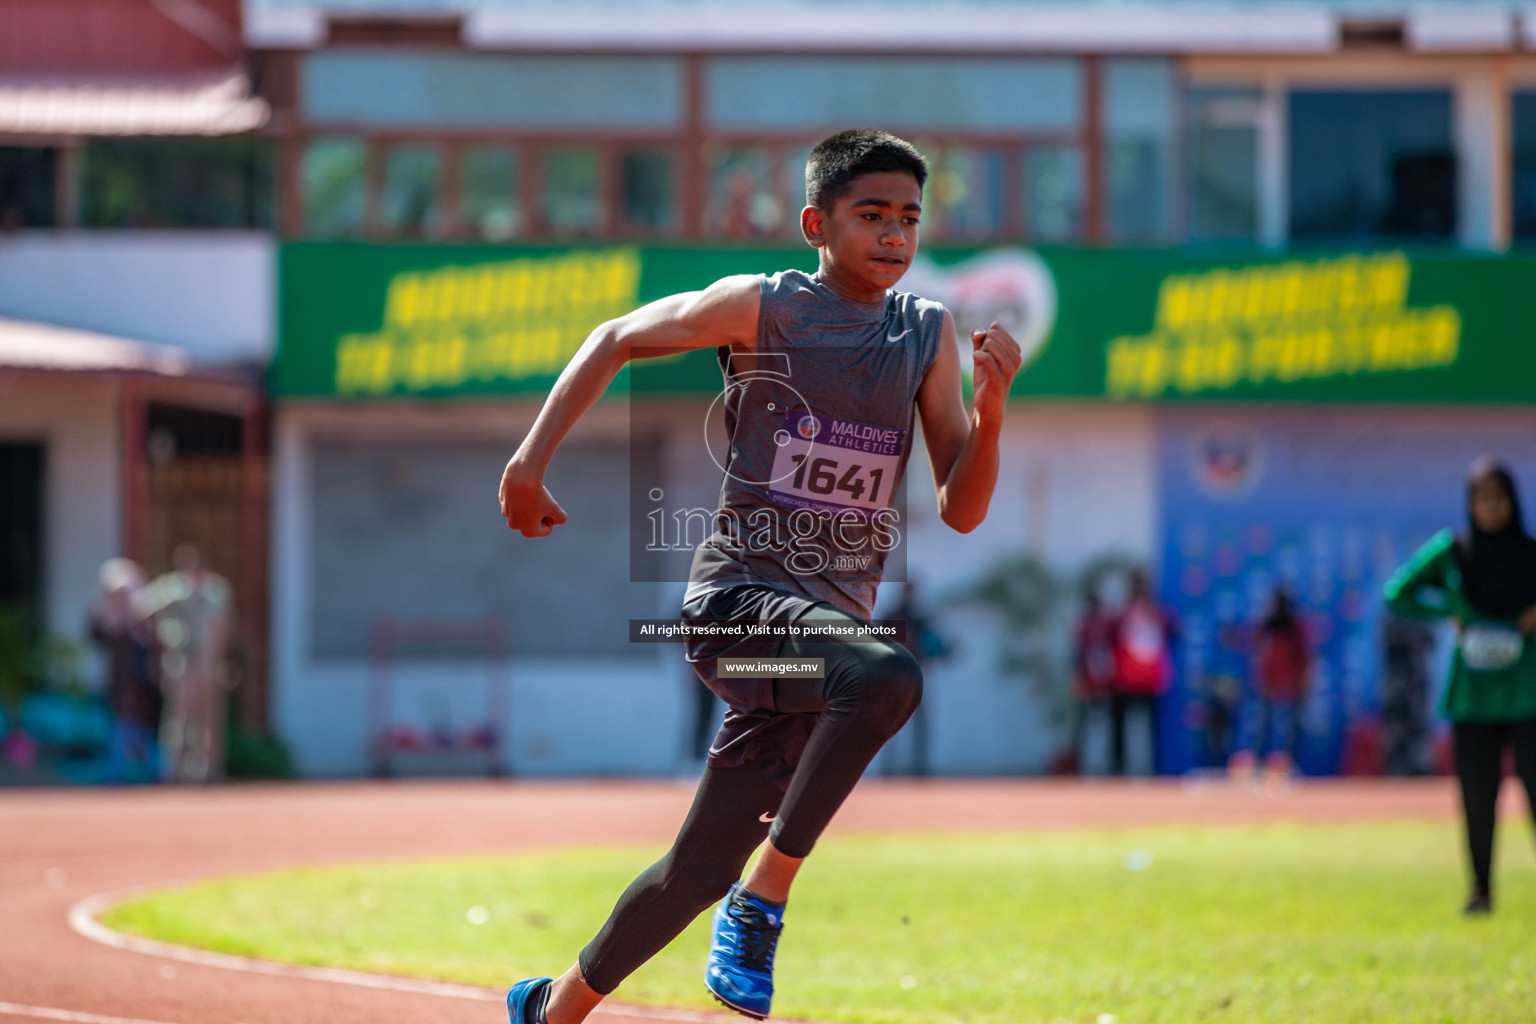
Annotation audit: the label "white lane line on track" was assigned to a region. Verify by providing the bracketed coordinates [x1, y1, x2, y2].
[65, 884, 734, 1023]
[69, 883, 499, 1001]
[0, 1001, 180, 1024]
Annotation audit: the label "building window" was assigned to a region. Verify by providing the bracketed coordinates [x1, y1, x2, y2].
[1512, 92, 1536, 241]
[1289, 90, 1455, 240]
[302, 137, 366, 237]
[620, 149, 675, 232]
[542, 146, 601, 235]
[706, 142, 1022, 243]
[922, 144, 1006, 241]
[779, 144, 814, 234]
[381, 143, 443, 238]
[1025, 144, 1085, 242]
[303, 53, 683, 129]
[459, 145, 521, 240]
[283, 57, 1104, 243]
[0, 146, 57, 228]
[707, 57, 1081, 132]
[1187, 87, 1262, 242]
[1103, 58, 1174, 242]
[79, 139, 273, 229]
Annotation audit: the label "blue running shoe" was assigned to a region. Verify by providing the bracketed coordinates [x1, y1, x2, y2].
[506, 976, 552, 1024]
[705, 883, 785, 1020]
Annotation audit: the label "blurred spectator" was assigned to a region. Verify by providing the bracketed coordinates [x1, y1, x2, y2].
[1109, 570, 1176, 775]
[1067, 588, 1116, 774]
[1197, 673, 1242, 770]
[1247, 588, 1311, 776]
[720, 168, 780, 240]
[88, 558, 161, 783]
[139, 545, 234, 784]
[890, 579, 949, 776]
[1383, 457, 1536, 915]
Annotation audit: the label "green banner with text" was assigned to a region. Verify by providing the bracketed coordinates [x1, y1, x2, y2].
[275, 243, 1536, 403]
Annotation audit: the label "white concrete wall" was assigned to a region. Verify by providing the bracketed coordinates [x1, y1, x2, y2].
[879, 403, 1161, 775]
[0, 373, 121, 675]
[270, 398, 1159, 778]
[270, 398, 696, 778]
[0, 232, 274, 364]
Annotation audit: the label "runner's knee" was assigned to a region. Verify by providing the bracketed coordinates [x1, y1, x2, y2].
[825, 644, 923, 735]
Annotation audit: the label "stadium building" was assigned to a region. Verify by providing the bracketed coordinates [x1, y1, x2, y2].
[248, 0, 1536, 780]
[8, 0, 1536, 780]
[0, 0, 274, 757]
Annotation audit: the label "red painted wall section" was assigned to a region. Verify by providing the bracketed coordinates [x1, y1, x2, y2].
[0, 0, 242, 73]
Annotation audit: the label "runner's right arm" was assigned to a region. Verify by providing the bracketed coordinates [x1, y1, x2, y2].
[499, 275, 759, 538]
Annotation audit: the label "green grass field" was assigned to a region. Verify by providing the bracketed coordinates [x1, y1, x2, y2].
[104, 821, 1536, 1024]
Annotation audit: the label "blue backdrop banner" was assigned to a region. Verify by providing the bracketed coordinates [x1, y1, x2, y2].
[1153, 408, 1536, 776]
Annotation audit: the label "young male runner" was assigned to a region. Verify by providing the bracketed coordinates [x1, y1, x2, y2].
[498, 129, 1022, 1023]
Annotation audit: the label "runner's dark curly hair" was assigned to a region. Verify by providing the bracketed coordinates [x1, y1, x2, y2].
[805, 129, 927, 210]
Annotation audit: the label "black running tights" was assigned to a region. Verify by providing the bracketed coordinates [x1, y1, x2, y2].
[577, 616, 922, 995]
[1452, 718, 1536, 893]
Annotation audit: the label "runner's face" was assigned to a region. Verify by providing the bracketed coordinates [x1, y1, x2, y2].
[808, 171, 922, 292]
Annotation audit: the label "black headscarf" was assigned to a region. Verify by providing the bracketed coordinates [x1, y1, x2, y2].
[1454, 458, 1536, 619]
[1261, 588, 1298, 634]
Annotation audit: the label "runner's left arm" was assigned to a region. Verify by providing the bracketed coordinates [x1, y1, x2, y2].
[915, 311, 1022, 533]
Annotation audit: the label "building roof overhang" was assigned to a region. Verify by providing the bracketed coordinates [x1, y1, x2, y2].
[0, 70, 268, 137]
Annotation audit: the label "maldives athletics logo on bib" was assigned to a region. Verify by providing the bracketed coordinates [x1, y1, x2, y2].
[769, 407, 904, 518]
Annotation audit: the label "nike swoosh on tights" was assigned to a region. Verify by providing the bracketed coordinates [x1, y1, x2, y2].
[759, 811, 776, 823]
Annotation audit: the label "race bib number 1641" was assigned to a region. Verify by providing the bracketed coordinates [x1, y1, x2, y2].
[768, 408, 904, 518]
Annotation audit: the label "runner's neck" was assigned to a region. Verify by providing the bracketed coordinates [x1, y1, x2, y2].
[811, 267, 890, 309]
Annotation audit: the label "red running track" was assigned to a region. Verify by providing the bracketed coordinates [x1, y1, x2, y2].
[0, 777, 1470, 1024]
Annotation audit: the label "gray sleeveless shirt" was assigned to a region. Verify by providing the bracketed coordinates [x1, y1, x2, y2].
[686, 269, 946, 621]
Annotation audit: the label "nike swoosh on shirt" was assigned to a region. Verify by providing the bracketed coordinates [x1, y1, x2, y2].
[759, 811, 776, 823]
[886, 329, 910, 343]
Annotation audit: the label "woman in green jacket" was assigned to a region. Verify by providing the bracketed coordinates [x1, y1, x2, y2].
[1383, 458, 1536, 915]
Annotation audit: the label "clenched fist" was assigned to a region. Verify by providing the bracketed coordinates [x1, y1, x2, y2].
[499, 458, 568, 538]
[970, 321, 1024, 423]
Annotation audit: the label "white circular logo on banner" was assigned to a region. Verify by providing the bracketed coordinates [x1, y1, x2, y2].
[900, 248, 1059, 382]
